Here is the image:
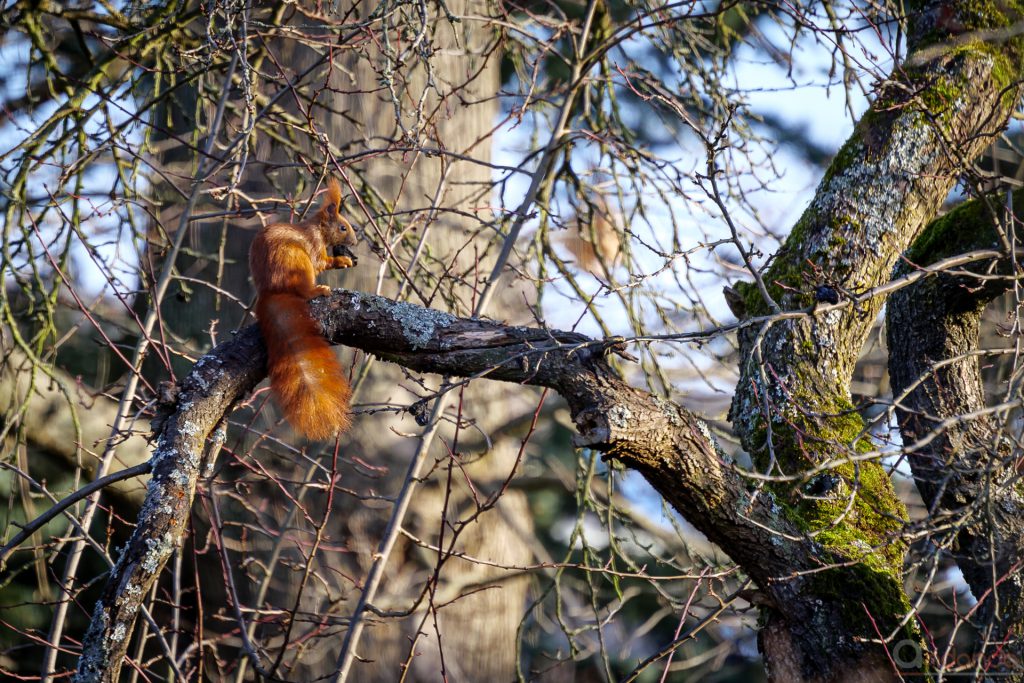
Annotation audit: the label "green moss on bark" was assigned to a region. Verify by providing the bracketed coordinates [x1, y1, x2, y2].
[750, 395, 907, 564]
[905, 191, 1015, 266]
[808, 563, 919, 649]
[743, 380, 913, 633]
[732, 3, 1024, 670]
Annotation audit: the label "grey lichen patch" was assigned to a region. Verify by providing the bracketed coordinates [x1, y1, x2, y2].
[139, 476, 183, 527]
[150, 443, 176, 467]
[190, 355, 223, 392]
[141, 533, 175, 574]
[395, 303, 452, 348]
[73, 605, 112, 682]
[119, 582, 142, 606]
[192, 371, 210, 392]
[139, 476, 170, 522]
[187, 444, 201, 468]
[178, 417, 201, 438]
[815, 309, 843, 335]
[810, 109, 938, 262]
[607, 404, 633, 429]
[695, 417, 716, 448]
[169, 467, 190, 487]
[366, 295, 456, 350]
[110, 622, 127, 643]
[652, 396, 685, 427]
[695, 418, 734, 465]
[192, 355, 222, 371]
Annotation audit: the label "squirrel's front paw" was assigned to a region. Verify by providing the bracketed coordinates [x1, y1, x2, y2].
[331, 244, 358, 268]
[313, 285, 332, 296]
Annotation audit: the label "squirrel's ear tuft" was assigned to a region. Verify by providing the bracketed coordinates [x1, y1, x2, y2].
[319, 178, 342, 219]
[325, 179, 342, 214]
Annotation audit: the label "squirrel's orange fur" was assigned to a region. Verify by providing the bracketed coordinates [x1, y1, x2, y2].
[249, 179, 358, 440]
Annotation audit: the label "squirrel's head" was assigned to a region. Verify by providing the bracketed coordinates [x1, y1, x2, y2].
[315, 178, 358, 248]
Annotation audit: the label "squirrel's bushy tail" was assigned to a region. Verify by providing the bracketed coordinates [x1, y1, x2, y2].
[256, 293, 351, 439]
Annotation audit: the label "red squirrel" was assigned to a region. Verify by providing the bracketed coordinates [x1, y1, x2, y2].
[249, 179, 358, 439]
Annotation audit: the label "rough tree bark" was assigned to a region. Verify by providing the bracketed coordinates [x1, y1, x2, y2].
[888, 192, 1024, 679]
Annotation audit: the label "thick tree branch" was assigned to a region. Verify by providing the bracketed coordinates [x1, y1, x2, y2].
[74, 290, 831, 681]
[314, 293, 820, 570]
[74, 330, 263, 682]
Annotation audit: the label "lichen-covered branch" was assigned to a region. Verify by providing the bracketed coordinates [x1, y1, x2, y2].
[888, 192, 1024, 679]
[73, 332, 265, 682]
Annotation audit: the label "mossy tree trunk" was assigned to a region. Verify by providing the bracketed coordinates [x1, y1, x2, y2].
[888, 192, 1024, 680]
